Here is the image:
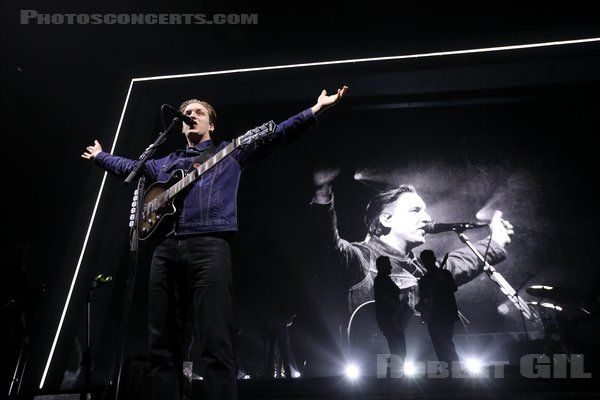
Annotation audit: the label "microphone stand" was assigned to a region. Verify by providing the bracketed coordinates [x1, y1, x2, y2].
[82, 276, 111, 400]
[454, 232, 537, 321]
[82, 283, 93, 400]
[513, 273, 536, 341]
[113, 116, 182, 399]
[124, 116, 182, 184]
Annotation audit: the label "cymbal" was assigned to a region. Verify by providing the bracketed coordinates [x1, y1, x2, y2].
[526, 285, 586, 304]
[526, 301, 563, 311]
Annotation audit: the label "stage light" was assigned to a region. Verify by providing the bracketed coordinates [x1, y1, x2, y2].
[288, 364, 302, 378]
[529, 301, 563, 311]
[465, 358, 483, 375]
[403, 360, 417, 377]
[344, 363, 360, 380]
[530, 285, 553, 290]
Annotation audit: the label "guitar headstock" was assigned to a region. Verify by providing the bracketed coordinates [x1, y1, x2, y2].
[238, 120, 277, 147]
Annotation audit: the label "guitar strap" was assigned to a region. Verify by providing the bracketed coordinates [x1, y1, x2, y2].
[187, 145, 217, 173]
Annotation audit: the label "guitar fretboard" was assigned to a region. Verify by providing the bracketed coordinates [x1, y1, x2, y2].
[168, 140, 239, 200]
[146, 119, 274, 214]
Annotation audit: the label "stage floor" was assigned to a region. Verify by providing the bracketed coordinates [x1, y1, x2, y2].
[191, 365, 600, 400]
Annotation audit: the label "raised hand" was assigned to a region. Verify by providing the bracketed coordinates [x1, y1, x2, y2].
[312, 167, 340, 204]
[313, 167, 340, 187]
[311, 86, 348, 116]
[489, 210, 514, 247]
[82, 140, 103, 160]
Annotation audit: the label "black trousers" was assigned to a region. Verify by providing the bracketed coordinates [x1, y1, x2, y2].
[381, 325, 406, 361]
[148, 235, 237, 400]
[427, 318, 459, 365]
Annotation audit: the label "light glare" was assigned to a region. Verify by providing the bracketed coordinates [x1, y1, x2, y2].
[465, 358, 483, 375]
[345, 364, 360, 380]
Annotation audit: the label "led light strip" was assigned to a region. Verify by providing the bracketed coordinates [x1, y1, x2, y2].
[39, 80, 135, 389]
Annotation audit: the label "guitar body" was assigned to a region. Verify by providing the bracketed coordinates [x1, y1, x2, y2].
[139, 169, 184, 240]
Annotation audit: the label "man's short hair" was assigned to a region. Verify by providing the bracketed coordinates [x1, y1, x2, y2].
[364, 185, 416, 236]
[420, 249, 436, 265]
[178, 99, 217, 127]
[376, 256, 392, 271]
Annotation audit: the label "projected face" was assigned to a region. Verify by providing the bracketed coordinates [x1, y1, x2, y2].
[182, 102, 215, 145]
[380, 192, 431, 251]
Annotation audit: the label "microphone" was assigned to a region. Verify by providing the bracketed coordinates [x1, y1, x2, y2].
[423, 221, 488, 234]
[164, 104, 196, 127]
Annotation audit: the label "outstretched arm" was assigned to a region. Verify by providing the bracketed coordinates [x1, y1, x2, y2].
[81, 139, 161, 180]
[309, 171, 369, 285]
[445, 211, 513, 285]
[311, 86, 348, 116]
[234, 86, 348, 165]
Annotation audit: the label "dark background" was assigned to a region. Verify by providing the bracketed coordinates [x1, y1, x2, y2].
[2, 1, 600, 396]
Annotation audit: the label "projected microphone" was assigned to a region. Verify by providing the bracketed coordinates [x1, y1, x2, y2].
[423, 221, 488, 234]
[164, 104, 196, 127]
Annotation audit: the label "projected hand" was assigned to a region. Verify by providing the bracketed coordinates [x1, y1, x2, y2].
[489, 210, 514, 247]
[313, 168, 340, 187]
[313, 167, 340, 204]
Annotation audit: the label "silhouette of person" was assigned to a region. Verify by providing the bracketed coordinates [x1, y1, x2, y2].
[418, 249, 459, 365]
[374, 256, 412, 360]
[266, 302, 296, 378]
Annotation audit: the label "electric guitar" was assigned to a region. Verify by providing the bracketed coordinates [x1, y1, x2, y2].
[138, 120, 277, 240]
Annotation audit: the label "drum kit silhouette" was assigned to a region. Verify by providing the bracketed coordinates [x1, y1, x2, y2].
[525, 284, 595, 353]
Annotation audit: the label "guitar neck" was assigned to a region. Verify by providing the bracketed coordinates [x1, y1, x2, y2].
[168, 139, 240, 198]
[140, 121, 275, 241]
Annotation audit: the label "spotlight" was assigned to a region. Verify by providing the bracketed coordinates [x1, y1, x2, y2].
[465, 358, 483, 375]
[344, 363, 360, 380]
[403, 360, 417, 377]
[292, 371, 301, 378]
